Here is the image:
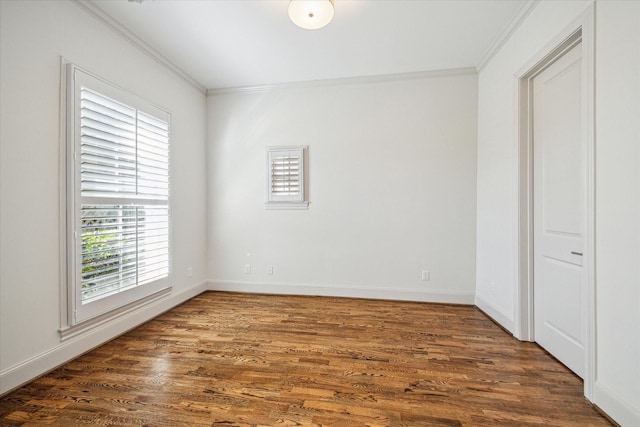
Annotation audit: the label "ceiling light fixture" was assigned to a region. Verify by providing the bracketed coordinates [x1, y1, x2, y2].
[288, 0, 334, 30]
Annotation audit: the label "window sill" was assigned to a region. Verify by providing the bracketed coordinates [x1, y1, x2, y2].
[58, 287, 171, 341]
[265, 201, 309, 210]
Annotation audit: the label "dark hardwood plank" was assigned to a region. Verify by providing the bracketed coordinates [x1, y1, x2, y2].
[0, 292, 611, 426]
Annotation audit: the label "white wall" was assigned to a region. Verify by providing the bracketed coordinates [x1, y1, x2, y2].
[0, 0, 207, 393]
[207, 73, 478, 303]
[476, 0, 640, 424]
[593, 1, 640, 424]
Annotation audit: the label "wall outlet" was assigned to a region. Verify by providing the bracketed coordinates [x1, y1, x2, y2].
[490, 281, 496, 296]
[244, 264, 251, 274]
[421, 270, 430, 281]
[267, 265, 274, 275]
[187, 267, 193, 278]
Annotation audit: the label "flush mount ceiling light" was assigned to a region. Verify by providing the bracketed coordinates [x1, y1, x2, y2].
[288, 0, 335, 30]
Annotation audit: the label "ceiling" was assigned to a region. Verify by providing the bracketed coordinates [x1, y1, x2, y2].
[90, 0, 529, 91]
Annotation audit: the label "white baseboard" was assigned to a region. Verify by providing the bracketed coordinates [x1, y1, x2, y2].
[474, 294, 516, 335]
[0, 281, 208, 396]
[207, 280, 475, 305]
[593, 382, 640, 427]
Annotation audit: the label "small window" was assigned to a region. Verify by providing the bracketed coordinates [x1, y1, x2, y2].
[266, 146, 308, 209]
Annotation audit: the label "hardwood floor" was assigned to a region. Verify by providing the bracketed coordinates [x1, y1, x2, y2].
[0, 292, 611, 426]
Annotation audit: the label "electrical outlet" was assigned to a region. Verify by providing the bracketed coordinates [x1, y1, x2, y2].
[267, 265, 274, 275]
[187, 267, 193, 278]
[421, 270, 430, 281]
[490, 281, 496, 296]
[244, 264, 251, 274]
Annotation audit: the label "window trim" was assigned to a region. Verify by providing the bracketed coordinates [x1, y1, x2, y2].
[64, 63, 172, 329]
[265, 146, 309, 210]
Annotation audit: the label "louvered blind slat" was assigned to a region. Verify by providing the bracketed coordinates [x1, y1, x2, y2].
[81, 126, 136, 148]
[81, 171, 136, 185]
[81, 141, 136, 160]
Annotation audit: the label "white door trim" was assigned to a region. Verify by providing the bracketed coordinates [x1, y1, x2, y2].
[513, 4, 595, 399]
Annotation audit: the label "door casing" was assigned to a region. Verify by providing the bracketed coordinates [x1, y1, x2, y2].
[514, 5, 595, 399]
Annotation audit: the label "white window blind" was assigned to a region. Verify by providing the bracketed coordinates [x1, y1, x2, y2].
[271, 154, 301, 197]
[68, 64, 171, 324]
[266, 147, 307, 207]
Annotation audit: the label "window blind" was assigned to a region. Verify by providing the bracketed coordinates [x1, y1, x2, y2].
[69, 67, 171, 324]
[271, 154, 301, 196]
[80, 89, 169, 199]
[267, 147, 305, 203]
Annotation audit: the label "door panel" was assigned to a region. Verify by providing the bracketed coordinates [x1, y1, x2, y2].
[540, 256, 583, 345]
[540, 57, 583, 238]
[533, 42, 585, 378]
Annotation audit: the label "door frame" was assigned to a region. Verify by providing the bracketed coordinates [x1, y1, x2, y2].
[514, 5, 595, 399]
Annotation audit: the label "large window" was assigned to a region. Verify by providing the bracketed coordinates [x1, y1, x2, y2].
[66, 64, 171, 325]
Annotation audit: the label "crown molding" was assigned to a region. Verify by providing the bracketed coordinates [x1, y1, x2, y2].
[476, 0, 541, 71]
[207, 67, 477, 96]
[72, 0, 206, 94]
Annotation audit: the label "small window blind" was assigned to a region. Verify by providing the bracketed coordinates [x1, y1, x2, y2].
[271, 154, 301, 196]
[68, 64, 171, 324]
[266, 147, 306, 204]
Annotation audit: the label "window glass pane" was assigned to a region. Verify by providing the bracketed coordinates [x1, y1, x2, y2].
[81, 205, 138, 303]
[80, 204, 170, 304]
[137, 205, 170, 285]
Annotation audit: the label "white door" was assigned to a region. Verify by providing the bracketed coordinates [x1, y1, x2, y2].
[533, 42, 585, 378]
